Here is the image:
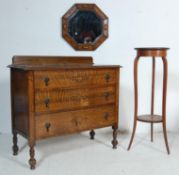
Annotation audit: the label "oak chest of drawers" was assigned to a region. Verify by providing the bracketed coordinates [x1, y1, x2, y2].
[8, 56, 121, 169]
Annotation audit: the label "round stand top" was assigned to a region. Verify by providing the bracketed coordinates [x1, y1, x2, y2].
[135, 47, 169, 57]
[135, 47, 169, 50]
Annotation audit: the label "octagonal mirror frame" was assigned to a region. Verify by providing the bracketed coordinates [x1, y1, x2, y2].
[62, 3, 108, 51]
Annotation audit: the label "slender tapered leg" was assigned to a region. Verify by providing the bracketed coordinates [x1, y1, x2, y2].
[12, 132, 19, 155]
[29, 145, 36, 169]
[162, 121, 170, 154]
[151, 57, 156, 142]
[128, 120, 137, 150]
[89, 130, 95, 140]
[111, 125, 118, 149]
[161, 57, 170, 154]
[151, 124, 154, 142]
[128, 56, 140, 150]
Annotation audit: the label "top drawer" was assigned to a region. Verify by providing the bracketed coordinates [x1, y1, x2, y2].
[34, 69, 116, 89]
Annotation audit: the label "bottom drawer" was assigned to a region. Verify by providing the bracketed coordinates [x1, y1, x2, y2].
[35, 105, 117, 139]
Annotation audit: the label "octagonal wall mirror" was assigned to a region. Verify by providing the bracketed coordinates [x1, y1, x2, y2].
[62, 4, 108, 51]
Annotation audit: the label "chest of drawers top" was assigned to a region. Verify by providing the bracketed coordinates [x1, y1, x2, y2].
[8, 55, 120, 70]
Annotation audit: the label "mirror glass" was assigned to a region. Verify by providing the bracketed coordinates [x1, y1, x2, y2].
[68, 11, 102, 44]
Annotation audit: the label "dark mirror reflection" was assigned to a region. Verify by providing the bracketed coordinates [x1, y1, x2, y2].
[68, 11, 102, 44]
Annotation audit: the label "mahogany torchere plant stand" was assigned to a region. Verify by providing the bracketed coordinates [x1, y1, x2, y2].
[128, 47, 170, 154]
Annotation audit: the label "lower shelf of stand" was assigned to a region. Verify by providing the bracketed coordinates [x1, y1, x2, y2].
[137, 114, 163, 123]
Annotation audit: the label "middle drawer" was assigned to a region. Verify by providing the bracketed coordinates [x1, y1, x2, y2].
[35, 85, 115, 113]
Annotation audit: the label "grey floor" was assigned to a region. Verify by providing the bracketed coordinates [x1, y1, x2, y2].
[0, 129, 179, 175]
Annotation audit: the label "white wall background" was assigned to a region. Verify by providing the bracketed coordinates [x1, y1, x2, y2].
[1, 0, 179, 134]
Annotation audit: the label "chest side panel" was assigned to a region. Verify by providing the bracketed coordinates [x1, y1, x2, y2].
[11, 69, 29, 137]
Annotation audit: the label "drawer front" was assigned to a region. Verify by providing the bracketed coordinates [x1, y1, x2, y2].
[35, 105, 117, 139]
[35, 86, 115, 113]
[34, 69, 116, 89]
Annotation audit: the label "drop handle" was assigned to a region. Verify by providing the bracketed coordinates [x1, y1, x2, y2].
[103, 92, 110, 100]
[104, 112, 109, 120]
[45, 123, 51, 132]
[104, 73, 110, 82]
[44, 98, 50, 108]
[43, 77, 50, 86]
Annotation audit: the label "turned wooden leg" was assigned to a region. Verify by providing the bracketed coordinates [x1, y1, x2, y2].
[111, 125, 118, 149]
[29, 145, 36, 169]
[89, 130, 95, 140]
[12, 132, 19, 155]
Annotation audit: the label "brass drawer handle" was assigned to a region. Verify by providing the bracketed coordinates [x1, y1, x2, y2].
[45, 123, 51, 132]
[43, 77, 50, 86]
[104, 112, 109, 120]
[103, 92, 110, 100]
[104, 73, 111, 82]
[44, 98, 50, 108]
